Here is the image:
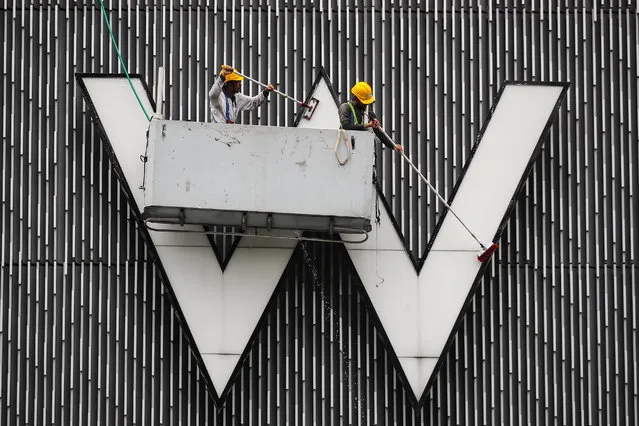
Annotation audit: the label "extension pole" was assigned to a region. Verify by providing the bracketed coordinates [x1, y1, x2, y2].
[372, 125, 499, 261]
[232, 70, 312, 110]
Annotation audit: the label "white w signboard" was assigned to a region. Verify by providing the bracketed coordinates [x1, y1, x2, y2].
[79, 73, 567, 401]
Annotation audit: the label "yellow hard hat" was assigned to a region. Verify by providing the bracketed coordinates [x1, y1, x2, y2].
[351, 81, 375, 104]
[221, 66, 244, 82]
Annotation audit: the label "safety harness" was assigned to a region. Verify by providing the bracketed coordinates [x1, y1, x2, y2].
[224, 93, 234, 123]
[348, 102, 360, 125]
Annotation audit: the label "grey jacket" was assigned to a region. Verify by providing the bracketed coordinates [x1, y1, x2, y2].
[209, 76, 269, 123]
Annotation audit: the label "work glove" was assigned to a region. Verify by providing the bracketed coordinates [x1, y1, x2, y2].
[365, 119, 380, 129]
[220, 64, 235, 76]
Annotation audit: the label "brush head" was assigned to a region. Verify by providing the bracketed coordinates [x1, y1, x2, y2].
[477, 242, 499, 263]
[302, 97, 320, 119]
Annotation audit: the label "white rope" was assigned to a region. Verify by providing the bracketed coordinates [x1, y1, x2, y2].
[334, 126, 352, 165]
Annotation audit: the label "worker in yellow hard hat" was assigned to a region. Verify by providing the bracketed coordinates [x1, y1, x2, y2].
[209, 64, 274, 124]
[338, 81, 403, 152]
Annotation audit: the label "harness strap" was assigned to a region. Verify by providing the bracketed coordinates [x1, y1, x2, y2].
[225, 94, 234, 123]
[348, 102, 359, 125]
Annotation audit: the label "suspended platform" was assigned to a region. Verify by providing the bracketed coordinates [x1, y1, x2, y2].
[142, 120, 375, 235]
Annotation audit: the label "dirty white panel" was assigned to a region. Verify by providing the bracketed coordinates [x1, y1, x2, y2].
[144, 120, 375, 232]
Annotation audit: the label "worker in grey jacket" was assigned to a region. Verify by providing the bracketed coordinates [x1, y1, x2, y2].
[209, 65, 274, 123]
[338, 81, 403, 152]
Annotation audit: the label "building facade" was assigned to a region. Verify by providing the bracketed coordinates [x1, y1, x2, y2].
[1, 2, 637, 425]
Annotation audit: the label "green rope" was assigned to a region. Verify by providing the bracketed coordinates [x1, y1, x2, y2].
[98, 0, 151, 121]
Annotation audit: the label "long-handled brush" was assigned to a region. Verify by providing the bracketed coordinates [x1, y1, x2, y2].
[369, 120, 499, 262]
[232, 70, 319, 119]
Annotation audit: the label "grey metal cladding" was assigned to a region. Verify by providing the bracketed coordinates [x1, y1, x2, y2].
[1, 1, 638, 425]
